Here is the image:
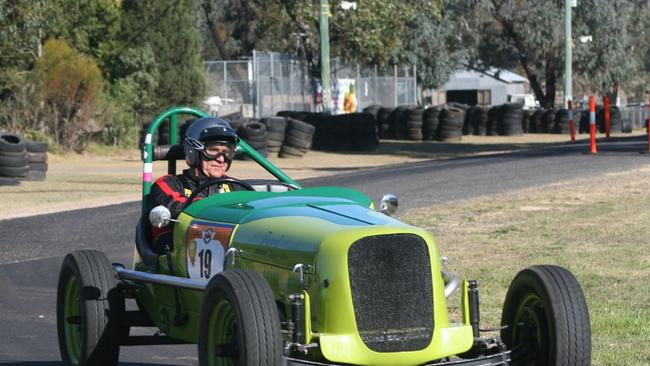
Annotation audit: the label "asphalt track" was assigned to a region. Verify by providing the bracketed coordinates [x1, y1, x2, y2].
[1, 135, 649, 365]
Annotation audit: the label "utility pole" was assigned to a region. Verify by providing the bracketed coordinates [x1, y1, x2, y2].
[319, 0, 331, 112]
[564, 0, 574, 105]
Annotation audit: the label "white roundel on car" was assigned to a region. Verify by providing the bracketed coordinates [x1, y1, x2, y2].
[186, 222, 235, 281]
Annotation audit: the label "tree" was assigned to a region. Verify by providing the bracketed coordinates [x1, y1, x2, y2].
[117, 0, 205, 113]
[202, 0, 445, 80]
[0, 0, 50, 99]
[461, 0, 647, 107]
[395, 2, 472, 89]
[47, 0, 121, 68]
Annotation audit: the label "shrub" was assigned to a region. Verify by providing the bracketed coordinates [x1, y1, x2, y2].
[33, 38, 111, 151]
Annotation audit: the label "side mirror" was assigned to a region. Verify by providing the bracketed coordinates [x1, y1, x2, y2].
[378, 193, 398, 215]
[149, 205, 172, 228]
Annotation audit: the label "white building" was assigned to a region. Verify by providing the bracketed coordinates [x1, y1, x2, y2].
[425, 68, 530, 107]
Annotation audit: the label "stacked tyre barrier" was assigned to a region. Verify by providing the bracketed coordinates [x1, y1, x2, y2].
[422, 106, 441, 140]
[554, 109, 570, 134]
[376, 107, 393, 139]
[237, 120, 268, 158]
[486, 106, 500, 136]
[349, 113, 380, 151]
[405, 108, 424, 140]
[542, 109, 556, 133]
[522, 110, 531, 134]
[261, 117, 287, 155]
[530, 109, 544, 133]
[280, 118, 315, 158]
[25, 139, 49, 181]
[388, 106, 409, 140]
[596, 106, 622, 133]
[0, 132, 28, 186]
[500, 103, 524, 136]
[437, 106, 464, 142]
[462, 106, 475, 136]
[471, 106, 488, 136]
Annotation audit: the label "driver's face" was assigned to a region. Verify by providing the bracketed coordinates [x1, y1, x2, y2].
[199, 144, 232, 178]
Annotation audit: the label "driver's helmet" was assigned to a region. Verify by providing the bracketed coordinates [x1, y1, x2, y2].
[183, 117, 239, 168]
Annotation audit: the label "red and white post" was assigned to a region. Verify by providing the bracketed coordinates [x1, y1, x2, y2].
[604, 96, 611, 138]
[568, 99, 575, 143]
[589, 96, 597, 154]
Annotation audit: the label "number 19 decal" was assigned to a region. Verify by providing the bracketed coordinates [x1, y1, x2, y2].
[186, 222, 235, 281]
[197, 249, 212, 278]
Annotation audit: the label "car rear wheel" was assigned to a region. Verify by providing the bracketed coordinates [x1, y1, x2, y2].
[501, 265, 591, 366]
[199, 269, 282, 366]
[56, 250, 123, 366]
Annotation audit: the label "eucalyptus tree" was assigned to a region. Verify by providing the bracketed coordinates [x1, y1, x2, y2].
[463, 0, 646, 107]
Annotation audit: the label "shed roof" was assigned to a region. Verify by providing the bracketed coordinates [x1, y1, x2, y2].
[443, 68, 528, 90]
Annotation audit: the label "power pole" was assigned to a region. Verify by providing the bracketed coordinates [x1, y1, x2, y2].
[564, 0, 573, 105]
[319, 0, 331, 112]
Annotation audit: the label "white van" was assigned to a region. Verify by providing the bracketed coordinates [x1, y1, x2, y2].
[507, 94, 539, 110]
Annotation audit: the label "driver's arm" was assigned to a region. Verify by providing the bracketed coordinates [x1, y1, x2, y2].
[148, 175, 189, 219]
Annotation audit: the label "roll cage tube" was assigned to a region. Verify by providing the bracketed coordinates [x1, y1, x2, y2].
[141, 106, 301, 215]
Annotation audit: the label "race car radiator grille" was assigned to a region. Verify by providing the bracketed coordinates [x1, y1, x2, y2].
[348, 234, 433, 353]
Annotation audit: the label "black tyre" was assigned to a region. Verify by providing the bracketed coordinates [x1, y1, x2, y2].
[26, 139, 49, 153]
[501, 265, 591, 366]
[57, 250, 123, 366]
[29, 162, 49, 172]
[239, 121, 267, 138]
[25, 170, 47, 181]
[0, 165, 28, 178]
[199, 270, 282, 366]
[0, 176, 20, 186]
[27, 152, 48, 163]
[0, 153, 28, 167]
[279, 145, 305, 158]
[0, 133, 26, 153]
[288, 118, 316, 134]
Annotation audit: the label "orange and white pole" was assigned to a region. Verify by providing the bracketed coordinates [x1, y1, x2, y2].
[604, 96, 610, 138]
[568, 99, 575, 143]
[589, 96, 597, 154]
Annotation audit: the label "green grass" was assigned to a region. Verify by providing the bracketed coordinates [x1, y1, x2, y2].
[402, 170, 650, 365]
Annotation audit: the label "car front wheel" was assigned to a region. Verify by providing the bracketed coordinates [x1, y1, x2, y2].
[501, 265, 591, 366]
[199, 269, 283, 366]
[56, 250, 123, 366]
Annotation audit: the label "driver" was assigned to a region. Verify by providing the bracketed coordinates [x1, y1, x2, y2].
[148, 117, 242, 240]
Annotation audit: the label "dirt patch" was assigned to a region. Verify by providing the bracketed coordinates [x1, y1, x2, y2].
[0, 132, 638, 220]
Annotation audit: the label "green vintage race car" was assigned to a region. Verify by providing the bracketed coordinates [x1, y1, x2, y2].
[56, 107, 591, 366]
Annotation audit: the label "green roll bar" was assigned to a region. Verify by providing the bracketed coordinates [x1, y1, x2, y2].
[141, 106, 301, 214]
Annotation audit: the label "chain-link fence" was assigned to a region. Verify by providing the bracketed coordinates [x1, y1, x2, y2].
[621, 104, 649, 129]
[204, 51, 417, 118]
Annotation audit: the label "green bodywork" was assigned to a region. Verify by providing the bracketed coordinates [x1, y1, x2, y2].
[133, 107, 474, 365]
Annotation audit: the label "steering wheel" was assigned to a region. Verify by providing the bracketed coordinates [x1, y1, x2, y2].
[183, 178, 255, 210]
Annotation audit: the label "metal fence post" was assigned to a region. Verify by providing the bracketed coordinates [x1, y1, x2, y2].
[270, 53, 275, 115]
[223, 62, 227, 104]
[394, 65, 398, 107]
[413, 64, 417, 106]
[254, 50, 259, 118]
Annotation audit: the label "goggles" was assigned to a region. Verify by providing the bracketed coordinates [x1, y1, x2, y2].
[200, 141, 236, 161]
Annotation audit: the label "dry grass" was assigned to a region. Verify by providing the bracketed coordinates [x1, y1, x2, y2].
[401, 166, 650, 365]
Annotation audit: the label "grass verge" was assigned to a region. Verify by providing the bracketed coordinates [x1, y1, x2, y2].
[401, 166, 650, 365]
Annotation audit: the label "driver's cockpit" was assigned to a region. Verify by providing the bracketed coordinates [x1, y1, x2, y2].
[136, 108, 301, 269]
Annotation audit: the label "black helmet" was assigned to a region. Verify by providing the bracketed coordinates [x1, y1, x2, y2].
[183, 117, 239, 167]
